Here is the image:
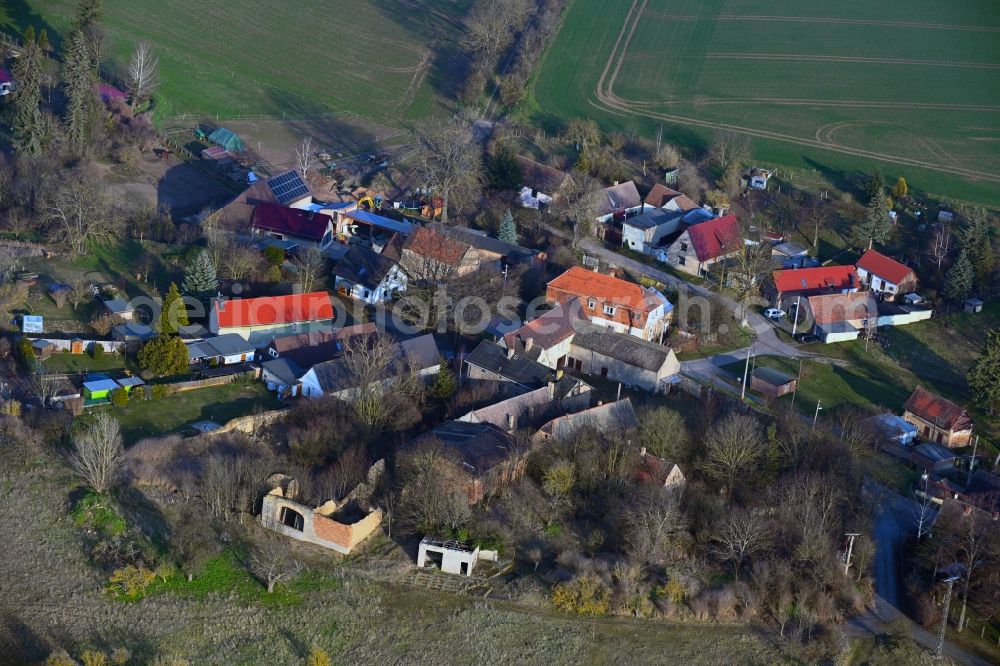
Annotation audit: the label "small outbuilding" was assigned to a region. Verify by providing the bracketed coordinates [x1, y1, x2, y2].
[750, 366, 797, 398]
[83, 379, 120, 400]
[103, 299, 135, 322]
[116, 376, 145, 394]
[417, 537, 498, 576]
[868, 413, 918, 446]
[964, 298, 984, 314]
[207, 127, 245, 153]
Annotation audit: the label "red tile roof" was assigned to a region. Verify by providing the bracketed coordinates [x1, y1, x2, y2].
[773, 265, 859, 294]
[503, 299, 589, 351]
[905, 386, 973, 431]
[644, 184, 683, 208]
[547, 267, 654, 312]
[807, 292, 877, 325]
[686, 214, 741, 262]
[251, 203, 332, 242]
[213, 292, 334, 329]
[857, 249, 915, 285]
[403, 226, 472, 265]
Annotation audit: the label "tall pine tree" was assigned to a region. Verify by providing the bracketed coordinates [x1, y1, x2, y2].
[958, 207, 995, 292]
[498, 209, 517, 244]
[62, 30, 95, 151]
[858, 191, 891, 249]
[73, 0, 105, 68]
[943, 250, 974, 303]
[11, 41, 45, 156]
[863, 170, 885, 205]
[182, 250, 219, 299]
[968, 330, 1000, 415]
[160, 282, 189, 335]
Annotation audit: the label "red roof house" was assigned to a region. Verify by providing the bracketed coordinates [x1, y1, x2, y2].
[546, 267, 671, 340]
[662, 214, 742, 277]
[251, 203, 334, 245]
[903, 386, 974, 448]
[856, 249, 917, 300]
[772, 265, 859, 303]
[209, 292, 335, 339]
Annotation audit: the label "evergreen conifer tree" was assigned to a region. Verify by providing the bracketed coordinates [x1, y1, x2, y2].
[62, 30, 95, 150]
[37, 28, 49, 52]
[498, 209, 517, 244]
[968, 330, 1000, 415]
[11, 41, 45, 156]
[23, 26, 35, 45]
[182, 250, 219, 299]
[943, 250, 974, 303]
[160, 282, 188, 335]
[858, 191, 891, 249]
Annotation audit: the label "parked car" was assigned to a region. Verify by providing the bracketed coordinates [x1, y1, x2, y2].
[795, 333, 820, 344]
[764, 308, 785, 320]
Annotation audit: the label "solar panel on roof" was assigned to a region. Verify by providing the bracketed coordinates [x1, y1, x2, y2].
[267, 171, 310, 205]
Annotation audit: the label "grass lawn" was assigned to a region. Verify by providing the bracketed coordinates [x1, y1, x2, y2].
[91, 380, 277, 442]
[1, 0, 470, 123]
[720, 342, 923, 416]
[44, 352, 128, 375]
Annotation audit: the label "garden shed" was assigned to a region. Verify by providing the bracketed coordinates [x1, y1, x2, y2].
[208, 127, 245, 153]
[83, 379, 120, 400]
[750, 367, 797, 398]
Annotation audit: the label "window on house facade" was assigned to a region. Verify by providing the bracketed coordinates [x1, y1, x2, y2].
[677, 256, 686, 265]
[588, 300, 596, 310]
[680, 242, 688, 252]
[279, 506, 305, 531]
[603, 304, 616, 316]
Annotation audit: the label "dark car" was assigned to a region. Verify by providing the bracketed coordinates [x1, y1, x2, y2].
[795, 333, 820, 344]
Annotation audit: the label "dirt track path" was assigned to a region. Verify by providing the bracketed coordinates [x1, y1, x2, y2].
[592, 3, 1000, 185]
[641, 11, 1000, 33]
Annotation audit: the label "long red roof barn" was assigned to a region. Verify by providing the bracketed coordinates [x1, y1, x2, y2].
[212, 292, 334, 331]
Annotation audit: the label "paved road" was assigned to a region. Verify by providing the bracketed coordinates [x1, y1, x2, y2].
[559, 229, 810, 390]
[552, 227, 989, 661]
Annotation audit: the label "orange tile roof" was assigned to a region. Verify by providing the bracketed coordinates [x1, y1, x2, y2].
[807, 292, 877, 325]
[547, 267, 653, 312]
[213, 292, 334, 329]
[687, 214, 741, 261]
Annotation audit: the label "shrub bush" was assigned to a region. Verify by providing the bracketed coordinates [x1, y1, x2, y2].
[107, 564, 156, 597]
[110, 389, 130, 408]
[91, 343, 105, 360]
[551, 574, 610, 616]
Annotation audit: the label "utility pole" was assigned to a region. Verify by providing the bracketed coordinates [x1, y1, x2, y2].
[790, 357, 804, 411]
[966, 436, 979, 486]
[843, 533, 861, 575]
[791, 295, 801, 336]
[502, 263, 509, 291]
[741, 345, 753, 400]
[812, 399, 822, 430]
[936, 576, 960, 659]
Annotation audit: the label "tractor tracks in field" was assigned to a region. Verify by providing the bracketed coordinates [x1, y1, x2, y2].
[640, 11, 1000, 33]
[590, 3, 1000, 184]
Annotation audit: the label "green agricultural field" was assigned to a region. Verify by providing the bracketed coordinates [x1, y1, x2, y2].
[533, 0, 1000, 204]
[1, 0, 472, 123]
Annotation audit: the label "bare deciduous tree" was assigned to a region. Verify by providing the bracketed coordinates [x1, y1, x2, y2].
[554, 174, 602, 249]
[70, 412, 124, 494]
[709, 131, 751, 171]
[292, 246, 326, 293]
[928, 223, 951, 271]
[466, 0, 530, 60]
[341, 333, 399, 429]
[219, 241, 263, 283]
[624, 486, 688, 565]
[126, 41, 159, 106]
[411, 120, 483, 224]
[712, 508, 771, 580]
[699, 412, 765, 493]
[250, 538, 302, 593]
[294, 136, 318, 180]
[45, 172, 118, 255]
[397, 441, 470, 534]
[29, 371, 68, 407]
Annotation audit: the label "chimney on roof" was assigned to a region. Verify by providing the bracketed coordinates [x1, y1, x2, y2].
[597, 400, 603, 407]
[640, 446, 647, 457]
[548, 381, 555, 399]
[507, 347, 515, 360]
[525, 337, 534, 351]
